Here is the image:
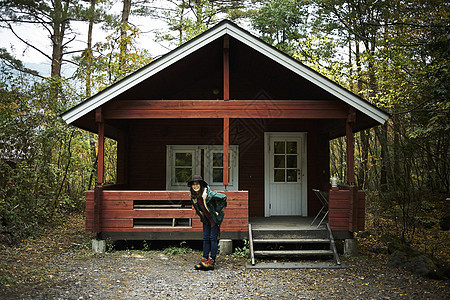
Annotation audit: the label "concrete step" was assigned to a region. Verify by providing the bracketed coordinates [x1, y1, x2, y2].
[254, 249, 334, 256]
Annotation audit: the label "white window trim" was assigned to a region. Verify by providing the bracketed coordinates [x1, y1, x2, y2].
[204, 145, 239, 191]
[166, 145, 239, 191]
[166, 146, 201, 190]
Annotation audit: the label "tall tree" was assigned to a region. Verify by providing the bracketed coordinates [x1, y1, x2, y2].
[0, 0, 87, 98]
[119, 0, 132, 75]
[154, 0, 250, 46]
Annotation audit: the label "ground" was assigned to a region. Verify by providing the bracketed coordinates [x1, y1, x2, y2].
[0, 214, 449, 299]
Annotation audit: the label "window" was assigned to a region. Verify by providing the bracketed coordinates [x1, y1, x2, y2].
[212, 152, 226, 183]
[166, 145, 238, 190]
[273, 140, 298, 183]
[204, 145, 238, 189]
[166, 146, 200, 189]
[174, 152, 193, 184]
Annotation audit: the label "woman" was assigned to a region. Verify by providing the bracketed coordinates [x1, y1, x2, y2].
[188, 175, 227, 271]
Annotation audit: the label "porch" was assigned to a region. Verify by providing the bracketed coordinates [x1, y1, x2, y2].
[86, 186, 249, 241]
[85, 186, 364, 240]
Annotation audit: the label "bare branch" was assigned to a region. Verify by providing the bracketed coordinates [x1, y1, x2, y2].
[2, 20, 52, 61]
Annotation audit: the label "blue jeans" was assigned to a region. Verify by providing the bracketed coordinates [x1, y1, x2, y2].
[202, 223, 219, 260]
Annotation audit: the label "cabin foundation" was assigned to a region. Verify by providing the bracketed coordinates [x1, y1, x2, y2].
[344, 238, 358, 257]
[92, 239, 106, 254]
[218, 239, 233, 255]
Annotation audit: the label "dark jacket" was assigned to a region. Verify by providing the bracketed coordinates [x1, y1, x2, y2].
[191, 186, 227, 226]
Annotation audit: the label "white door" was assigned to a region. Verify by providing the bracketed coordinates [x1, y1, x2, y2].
[264, 133, 307, 216]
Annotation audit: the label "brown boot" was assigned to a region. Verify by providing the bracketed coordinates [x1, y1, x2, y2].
[194, 257, 208, 270]
[202, 258, 215, 271]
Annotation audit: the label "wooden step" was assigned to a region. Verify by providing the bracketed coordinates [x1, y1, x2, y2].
[248, 222, 341, 266]
[252, 238, 330, 244]
[254, 250, 334, 256]
[251, 229, 329, 239]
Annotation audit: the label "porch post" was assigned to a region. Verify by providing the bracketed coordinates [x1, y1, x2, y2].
[223, 117, 229, 187]
[94, 108, 104, 236]
[223, 35, 230, 187]
[346, 107, 358, 232]
[223, 35, 229, 101]
[96, 108, 105, 184]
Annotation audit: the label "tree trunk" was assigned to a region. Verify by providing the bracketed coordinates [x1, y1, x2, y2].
[86, 0, 96, 98]
[354, 39, 369, 189]
[50, 0, 67, 78]
[375, 125, 390, 191]
[86, 0, 97, 190]
[50, 0, 69, 100]
[392, 114, 401, 187]
[119, 0, 132, 75]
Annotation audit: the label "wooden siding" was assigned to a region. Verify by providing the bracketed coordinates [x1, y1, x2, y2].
[86, 190, 248, 234]
[328, 189, 365, 231]
[120, 118, 330, 218]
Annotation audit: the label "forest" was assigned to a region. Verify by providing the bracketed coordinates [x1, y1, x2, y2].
[0, 0, 448, 260]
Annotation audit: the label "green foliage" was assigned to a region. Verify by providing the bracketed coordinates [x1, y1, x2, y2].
[0, 66, 94, 243]
[0, 48, 41, 77]
[251, 0, 348, 84]
[162, 241, 194, 255]
[251, 0, 309, 55]
[231, 239, 250, 258]
[154, 0, 251, 46]
[74, 24, 152, 94]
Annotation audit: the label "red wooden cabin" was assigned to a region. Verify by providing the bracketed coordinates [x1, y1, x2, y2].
[62, 21, 389, 241]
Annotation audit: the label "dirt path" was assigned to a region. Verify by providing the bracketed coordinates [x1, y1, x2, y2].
[1, 214, 449, 299]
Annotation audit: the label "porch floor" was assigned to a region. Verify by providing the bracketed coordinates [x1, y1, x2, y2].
[249, 216, 327, 230]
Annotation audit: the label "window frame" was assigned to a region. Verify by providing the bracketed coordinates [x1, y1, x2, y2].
[166, 145, 238, 191]
[166, 146, 201, 190]
[203, 145, 239, 190]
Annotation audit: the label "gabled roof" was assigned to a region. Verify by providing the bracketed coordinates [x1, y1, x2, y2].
[62, 20, 389, 125]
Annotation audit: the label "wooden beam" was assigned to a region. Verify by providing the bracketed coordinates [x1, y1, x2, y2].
[95, 107, 104, 123]
[103, 100, 348, 119]
[223, 35, 230, 101]
[96, 108, 105, 184]
[223, 117, 229, 186]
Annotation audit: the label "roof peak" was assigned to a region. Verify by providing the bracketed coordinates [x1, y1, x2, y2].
[61, 20, 389, 125]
